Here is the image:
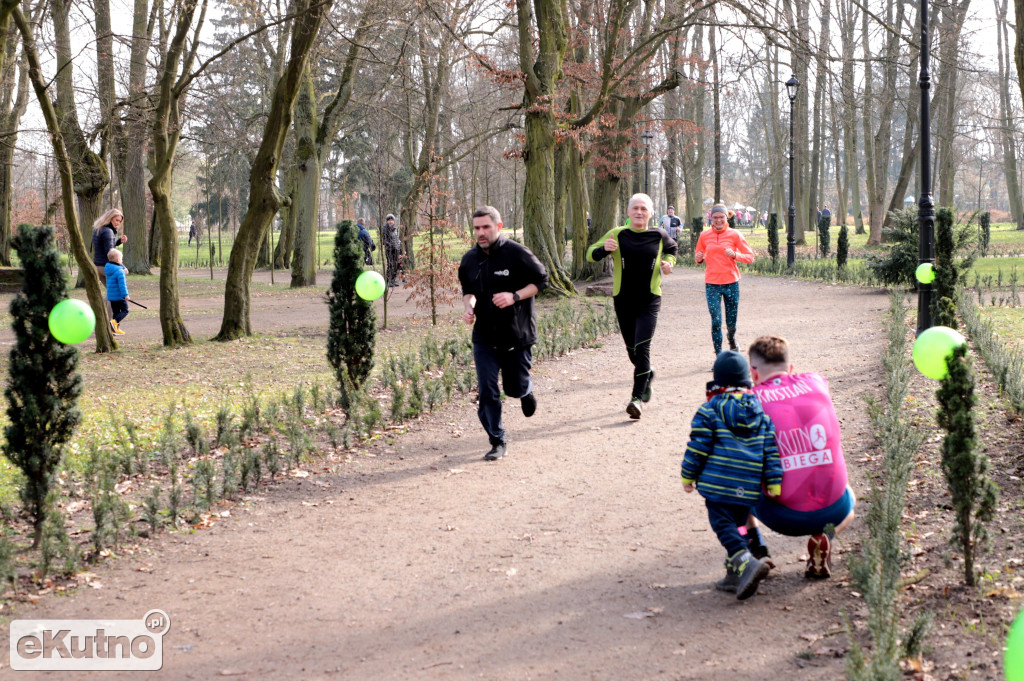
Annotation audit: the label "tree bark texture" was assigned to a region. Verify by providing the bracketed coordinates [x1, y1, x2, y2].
[517, 0, 573, 295]
[216, 0, 330, 340]
[0, 21, 28, 266]
[51, 0, 109, 284]
[147, 0, 208, 346]
[97, 0, 152, 273]
[14, 6, 115, 352]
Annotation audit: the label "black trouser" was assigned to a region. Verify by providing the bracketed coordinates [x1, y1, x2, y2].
[111, 300, 129, 324]
[613, 294, 661, 400]
[473, 343, 533, 446]
[706, 499, 752, 557]
[385, 248, 401, 284]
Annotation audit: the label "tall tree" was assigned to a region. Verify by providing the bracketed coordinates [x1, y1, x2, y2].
[997, 0, 1023, 226]
[516, 0, 573, 294]
[14, 5, 116, 352]
[216, 0, 332, 340]
[96, 0, 154, 273]
[50, 0, 110, 282]
[0, 16, 30, 265]
[287, 7, 371, 287]
[148, 0, 209, 346]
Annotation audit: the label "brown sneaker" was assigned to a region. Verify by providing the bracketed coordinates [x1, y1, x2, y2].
[805, 533, 832, 579]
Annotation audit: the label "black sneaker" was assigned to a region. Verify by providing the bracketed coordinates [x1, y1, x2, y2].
[640, 371, 654, 403]
[521, 392, 537, 417]
[483, 443, 507, 461]
[728, 333, 738, 352]
[626, 399, 642, 419]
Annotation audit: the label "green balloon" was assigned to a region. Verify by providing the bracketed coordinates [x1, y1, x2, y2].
[1008, 607, 1024, 681]
[48, 299, 96, 344]
[912, 326, 966, 380]
[355, 270, 386, 301]
[915, 263, 936, 284]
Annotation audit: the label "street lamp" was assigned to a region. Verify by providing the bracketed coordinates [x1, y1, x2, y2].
[641, 132, 654, 195]
[917, 0, 934, 333]
[785, 75, 799, 267]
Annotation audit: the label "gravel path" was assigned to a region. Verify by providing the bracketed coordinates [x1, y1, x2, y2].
[3, 268, 890, 680]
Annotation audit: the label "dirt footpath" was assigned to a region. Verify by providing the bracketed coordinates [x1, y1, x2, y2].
[3, 269, 889, 680]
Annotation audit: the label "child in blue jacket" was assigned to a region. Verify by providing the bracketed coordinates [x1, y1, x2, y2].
[681, 351, 783, 600]
[104, 248, 129, 335]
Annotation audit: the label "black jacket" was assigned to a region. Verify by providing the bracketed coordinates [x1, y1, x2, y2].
[92, 224, 118, 266]
[458, 236, 549, 349]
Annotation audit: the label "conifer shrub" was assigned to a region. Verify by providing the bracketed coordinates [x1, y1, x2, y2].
[690, 217, 702, 254]
[935, 344, 997, 586]
[836, 224, 849, 269]
[767, 213, 779, 263]
[327, 220, 376, 409]
[931, 207, 976, 328]
[817, 214, 831, 257]
[866, 208, 920, 286]
[3, 225, 83, 546]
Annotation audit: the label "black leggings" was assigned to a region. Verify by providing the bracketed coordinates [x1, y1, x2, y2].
[614, 294, 661, 399]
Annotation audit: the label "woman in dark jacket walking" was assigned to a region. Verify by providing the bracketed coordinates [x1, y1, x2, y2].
[92, 208, 127, 326]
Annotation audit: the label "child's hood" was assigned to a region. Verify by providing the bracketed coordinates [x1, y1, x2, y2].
[711, 391, 765, 435]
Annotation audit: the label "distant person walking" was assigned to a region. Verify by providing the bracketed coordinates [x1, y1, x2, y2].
[659, 206, 682, 240]
[357, 218, 376, 266]
[694, 203, 754, 356]
[382, 214, 403, 287]
[188, 220, 199, 246]
[587, 193, 677, 419]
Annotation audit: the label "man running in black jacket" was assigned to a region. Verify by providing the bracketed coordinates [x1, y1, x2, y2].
[458, 206, 549, 461]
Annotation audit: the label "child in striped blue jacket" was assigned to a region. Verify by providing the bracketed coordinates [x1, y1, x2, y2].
[682, 350, 783, 600]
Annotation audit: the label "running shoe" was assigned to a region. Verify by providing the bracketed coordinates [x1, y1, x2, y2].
[626, 399, 642, 419]
[640, 371, 654, 403]
[805, 533, 832, 579]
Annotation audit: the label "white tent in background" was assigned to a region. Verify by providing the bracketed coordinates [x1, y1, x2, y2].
[731, 202, 745, 210]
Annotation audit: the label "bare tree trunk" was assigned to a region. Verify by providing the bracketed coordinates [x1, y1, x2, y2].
[97, 0, 151, 273]
[216, 0, 330, 340]
[861, 0, 904, 243]
[807, 0, 830, 229]
[51, 0, 109, 285]
[517, 0, 574, 295]
[148, 0, 208, 346]
[0, 20, 29, 266]
[884, 50, 922, 228]
[838, 0, 864, 234]
[681, 23, 705, 222]
[14, 6, 115, 352]
[998, 0, 1024, 226]
[711, 22, 721, 202]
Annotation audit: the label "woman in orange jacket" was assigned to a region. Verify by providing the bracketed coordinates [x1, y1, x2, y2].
[695, 203, 755, 355]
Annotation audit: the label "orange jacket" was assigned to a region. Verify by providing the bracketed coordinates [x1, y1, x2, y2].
[695, 228, 754, 284]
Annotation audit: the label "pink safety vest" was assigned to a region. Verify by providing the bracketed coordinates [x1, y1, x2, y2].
[753, 372, 847, 512]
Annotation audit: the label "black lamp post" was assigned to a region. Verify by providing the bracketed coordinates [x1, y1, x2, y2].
[917, 0, 934, 333]
[786, 75, 799, 267]
[641, 132, 654, 195]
